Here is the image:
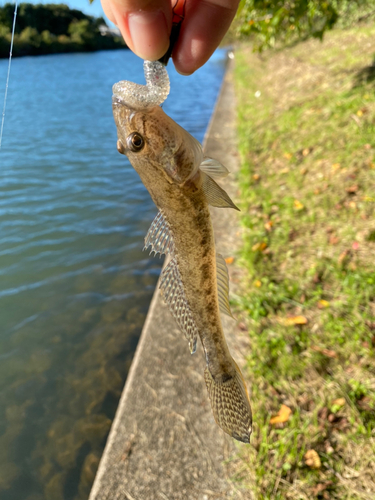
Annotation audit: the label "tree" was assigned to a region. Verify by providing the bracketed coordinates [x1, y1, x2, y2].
[236, 0, 375, 49]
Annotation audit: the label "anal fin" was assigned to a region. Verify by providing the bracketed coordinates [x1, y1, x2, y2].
[216, 254, 234, 318]
[160, 257, 199, 354]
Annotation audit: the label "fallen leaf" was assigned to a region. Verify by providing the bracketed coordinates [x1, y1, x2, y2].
[302, 148, 310, 157]
[270, 404, 292, 425]
[225, 256, 234, 265]
[338, 250, 351, 265]
[264, 220, 273, 231]
[317, 300, 330, 309]
[294, 199, 304, 211]
[253, 280, 262, 288]
[279, 315, 308, 326]
[346, 184, 358, 194]
[304, 449, 321, 469]
[237, 322, 247, 332]
[332, 397, 345, 408]
[252, 242, 267, 252]
[349, 201, 357, 209]
[311, 346, 337, 358]
[312, 482, 333, 495]
[283, 152, 292, 160]
[253, 173, 260, 181]
[357, 396, 373, 411]
[331, 163, 341, 171]
[364, 143, 372, 150]
[329, 235, 339, 245]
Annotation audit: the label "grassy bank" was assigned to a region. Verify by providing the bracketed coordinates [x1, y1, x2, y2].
[233, 25, 375, 500]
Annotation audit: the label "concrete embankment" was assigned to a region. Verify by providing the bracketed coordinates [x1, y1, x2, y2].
[89, 57, 254, 500]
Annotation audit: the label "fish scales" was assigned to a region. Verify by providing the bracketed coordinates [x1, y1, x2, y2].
[112, 60, 252, 443]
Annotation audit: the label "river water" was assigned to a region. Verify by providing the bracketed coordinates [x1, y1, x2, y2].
[0, 48, 227, 500]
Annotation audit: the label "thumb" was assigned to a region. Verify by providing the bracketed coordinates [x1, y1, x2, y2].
[101, 0, 172, 61]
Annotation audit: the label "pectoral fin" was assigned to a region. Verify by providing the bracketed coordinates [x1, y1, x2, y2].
[199, 157, 229, 179]
[159, 257, 198, 354]
[201, 172, 239, 211]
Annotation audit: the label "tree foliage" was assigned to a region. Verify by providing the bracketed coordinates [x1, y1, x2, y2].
[0, 3, 125, 58]
[236, 0, 375, 49]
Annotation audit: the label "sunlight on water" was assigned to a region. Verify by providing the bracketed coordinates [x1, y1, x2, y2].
[0, 48, 226, 499]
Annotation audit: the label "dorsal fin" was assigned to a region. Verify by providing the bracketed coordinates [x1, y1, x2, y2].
[216, 254, 234, 318]
[144, 211, 175, 256]
[159, 257, 199, 354]
[199, 157, 229, 179]
[201, 172, 240, 211]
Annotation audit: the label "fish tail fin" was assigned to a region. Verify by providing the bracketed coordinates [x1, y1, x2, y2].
[204, 361, 252, 443]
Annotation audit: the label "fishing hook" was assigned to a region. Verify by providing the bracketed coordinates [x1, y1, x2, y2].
[158, 0, 186, 66]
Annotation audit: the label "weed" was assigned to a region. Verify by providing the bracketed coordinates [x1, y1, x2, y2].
[233, 23, 375, 500]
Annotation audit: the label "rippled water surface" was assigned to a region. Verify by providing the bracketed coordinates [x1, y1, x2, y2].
[0, 48, 226, 500]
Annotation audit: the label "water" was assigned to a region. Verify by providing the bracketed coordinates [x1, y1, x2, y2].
[0, 48, 226, 499]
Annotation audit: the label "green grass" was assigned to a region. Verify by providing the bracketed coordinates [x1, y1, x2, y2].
[232, 25, 375, 500]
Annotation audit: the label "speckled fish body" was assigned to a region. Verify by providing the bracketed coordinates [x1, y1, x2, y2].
[112, 61, 252, 443]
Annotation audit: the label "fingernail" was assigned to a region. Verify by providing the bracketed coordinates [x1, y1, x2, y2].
[128, 10, 169, 61]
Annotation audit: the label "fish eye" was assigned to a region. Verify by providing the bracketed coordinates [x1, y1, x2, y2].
[127, 132, 144, 152]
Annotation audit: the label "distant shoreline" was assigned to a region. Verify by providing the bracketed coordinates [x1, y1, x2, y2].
[0, 2, 127, 59]
[0, 43, 129, 59]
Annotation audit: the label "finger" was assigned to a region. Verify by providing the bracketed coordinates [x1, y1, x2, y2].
[101, 0, 172, 61]
[172, 0, 239, 74]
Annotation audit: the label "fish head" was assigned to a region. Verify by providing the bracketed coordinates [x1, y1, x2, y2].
[112, 97, 203, 185]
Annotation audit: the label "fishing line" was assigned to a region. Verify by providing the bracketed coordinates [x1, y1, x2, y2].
[0, 2, 18, 151]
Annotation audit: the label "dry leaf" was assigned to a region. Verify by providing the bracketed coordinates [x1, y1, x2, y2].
[253, 173, 260, 181]
[252, 242, 267, 252]
[293, 199, 304, 211]
[329, 235, 339, 245]
[331, 163, 341, 171]
[225, 256, 234, 265]
[312, 481, 333, 495]
[304, 449, 321, 469]
[264, 221, 273, 231]
[317, 300, 330, 309]
[338, 250, 350, 265]
[331, 398, 345, 408]
[346, 184, 358, 194]
[270, 404, 292, 425]
[311, 346, 337, 358]
[280, 315, 308, 326]
[237, 322, 247, 332]
[349, 201, 356, 209]
[283, 152, 292, 160]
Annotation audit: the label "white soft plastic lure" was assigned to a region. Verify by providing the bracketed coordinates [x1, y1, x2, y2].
[112, 61, 252, 443]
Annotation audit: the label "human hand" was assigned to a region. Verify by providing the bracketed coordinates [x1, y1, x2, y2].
[100, 0, 239, 75]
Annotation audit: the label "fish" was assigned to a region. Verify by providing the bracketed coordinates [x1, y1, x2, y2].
[112, 60, 252, 443]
